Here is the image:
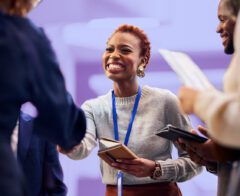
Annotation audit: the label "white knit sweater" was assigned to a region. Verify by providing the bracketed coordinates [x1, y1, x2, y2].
[68, 85, 202, 185]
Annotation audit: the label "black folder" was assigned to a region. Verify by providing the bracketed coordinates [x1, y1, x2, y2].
[156, 124, 207, 143]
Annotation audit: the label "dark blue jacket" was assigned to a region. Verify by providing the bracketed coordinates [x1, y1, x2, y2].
[18, 113, 67, 196]
[0, 11, 86, 196]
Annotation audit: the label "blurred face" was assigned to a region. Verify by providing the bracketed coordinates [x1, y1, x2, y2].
[102, 32, 143, 82]
[26, 0, 42, 12]
[0, 0, 42, 16]
[216, 0, 236, 54]
[32, 0, 42, 6]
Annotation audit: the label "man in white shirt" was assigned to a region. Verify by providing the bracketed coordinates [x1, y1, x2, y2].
[178, 0, 240, 195]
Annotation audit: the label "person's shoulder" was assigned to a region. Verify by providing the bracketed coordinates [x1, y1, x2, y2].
[0, 13, 26, 34]
[0, 12, 13, 26]
[0, 13, 43, 38]
[0, 14, 13, 42]
[142, 85, 179, 107]
[143, 85, 177, 98]
[0, 14, 36, 50]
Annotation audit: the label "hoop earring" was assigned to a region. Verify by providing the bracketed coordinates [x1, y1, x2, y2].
[137, 65, 145, 78]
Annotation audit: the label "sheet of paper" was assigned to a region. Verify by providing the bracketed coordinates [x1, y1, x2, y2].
[159, 49, 214, 90]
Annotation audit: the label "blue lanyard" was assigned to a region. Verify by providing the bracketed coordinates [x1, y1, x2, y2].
[112, 86, 142, 144]
[112, 86, 142, 196]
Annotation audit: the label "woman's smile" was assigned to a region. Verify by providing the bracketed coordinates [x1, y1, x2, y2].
[106, 63, 125, 73]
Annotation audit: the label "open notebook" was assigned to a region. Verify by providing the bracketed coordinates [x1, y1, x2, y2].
[159, 49, 214, 90]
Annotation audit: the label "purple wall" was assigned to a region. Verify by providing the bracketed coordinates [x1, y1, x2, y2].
[76, 51, 231, 104]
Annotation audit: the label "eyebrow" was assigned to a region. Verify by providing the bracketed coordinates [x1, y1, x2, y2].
[107, 44, 134, 50]
[118, 44, 134, 50]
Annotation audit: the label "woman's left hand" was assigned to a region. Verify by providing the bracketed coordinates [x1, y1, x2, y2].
[111, 158, 155, 177]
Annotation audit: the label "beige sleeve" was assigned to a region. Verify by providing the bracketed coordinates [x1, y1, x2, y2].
[194, 89, 240, 148]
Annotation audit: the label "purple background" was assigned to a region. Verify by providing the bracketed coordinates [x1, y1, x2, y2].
[28, 0, 230, 195]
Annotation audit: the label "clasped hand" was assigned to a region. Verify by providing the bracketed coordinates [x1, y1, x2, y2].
[111, 158, 155, 178]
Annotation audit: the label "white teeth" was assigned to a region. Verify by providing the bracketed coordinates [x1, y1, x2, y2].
[222, 36, 228, 44]
[107, 64, 124, 71]
[109, 64, 122, 68]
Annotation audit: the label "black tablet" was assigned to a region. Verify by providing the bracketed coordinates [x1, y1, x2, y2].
[156, 124, 207, 143]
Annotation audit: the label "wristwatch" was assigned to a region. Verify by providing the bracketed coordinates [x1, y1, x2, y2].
[150, 161, 162, 180]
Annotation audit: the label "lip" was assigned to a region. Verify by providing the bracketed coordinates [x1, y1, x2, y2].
[222, 36, 228, 46]
[220, 33, 228, 45]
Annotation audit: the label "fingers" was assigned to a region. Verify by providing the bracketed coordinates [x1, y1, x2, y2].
[179, 138, 198, 152]
[178, 138, 207, 158]
[180, 139, 211, 165]
[111, 158, 154, 177]
[177, 139, 187, 151]
[115, 158, 139, 165]
[177, 99, 185, 114]
[198, 125, 209, 137]
[187, 149, 208, 166]
[56, 145, 64, 153]
[188, 150, 200, 163]
[111, 158, 139, 168]
[178, 86, 199, 114]
[178, 87, 188, 114]
[111, 162, 140, 175]
[190, 129, 198, 135]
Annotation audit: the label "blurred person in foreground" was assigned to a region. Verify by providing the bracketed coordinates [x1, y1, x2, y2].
[59, 24, 202, 196]
[0, 0, 86, 195]
[15, 113, 67, 196]
[178, 0, 240, 195]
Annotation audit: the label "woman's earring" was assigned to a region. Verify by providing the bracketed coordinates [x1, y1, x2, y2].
[137, 65, 145, 78]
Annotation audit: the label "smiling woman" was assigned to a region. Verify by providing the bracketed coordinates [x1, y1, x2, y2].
[59, 24, 202, 196]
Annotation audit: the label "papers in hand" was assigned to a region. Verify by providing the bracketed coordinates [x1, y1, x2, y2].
[98, 137, 138, 166]
[159, 49, 214, 90]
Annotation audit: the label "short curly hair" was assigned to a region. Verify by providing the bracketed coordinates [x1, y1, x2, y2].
[108, 24, 151, 66]
[227, 0, 240, 16]
[221, 0, 240, 17]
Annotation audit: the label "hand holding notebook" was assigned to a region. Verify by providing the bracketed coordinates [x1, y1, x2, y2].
[98, 137, 138, 166]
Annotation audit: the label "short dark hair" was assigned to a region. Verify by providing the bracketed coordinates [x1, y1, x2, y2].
[227, 0, 240, 16]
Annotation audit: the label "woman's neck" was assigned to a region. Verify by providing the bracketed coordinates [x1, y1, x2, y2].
[113, 81, 139, 97]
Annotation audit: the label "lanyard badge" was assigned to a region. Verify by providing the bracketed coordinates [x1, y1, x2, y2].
[112, 86, 142, 196]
